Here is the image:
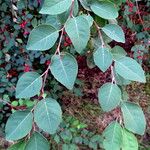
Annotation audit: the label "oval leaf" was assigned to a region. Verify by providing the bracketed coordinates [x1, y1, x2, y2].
[40, 0, 72, 15]
[5, 111, 33, 141]
[27, 25, 59, 51]
[122, 129, 138, 150]
[50, 52, 78, 90]
[103, 121, 122, 150]
[111, 46, 127, 60]
[16, 72, 42, 98]
[65, 15, 90, 53]
[94, 47, 113, 72]
[90, 2, 118, 19]
[34, 98, 62, 134]
[102, 24, 125, 43]
[121, 102, 146, 135]
[98, 83, 122, 112]
[25, 132, 50, 150]
[115, 57, 146, 83]
[82, 14, 94, 27]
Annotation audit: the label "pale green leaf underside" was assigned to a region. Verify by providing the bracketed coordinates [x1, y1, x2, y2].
[5, 111, 33, 141]
[25, 132, 50, 150]
[65, 15, 90, 53]
[40, 0, 72, 15]
[16, 72, 42, 98]
[122, 129, 138, 150]
[103, 121, 122, 150]
[111, 46, 127, 60]
[90, 2, 118, 19]
[102, 24, 125, 43]
[98, 83, 122, 112]
[94, 47, 113, 72]
[121, 102, 146, 135]
[34, 98, 62, 134]
[50, 52, 78, 90]
[27, 24, 59, 51]
[82, 14, 94, 27]
[115, 57, 146, 83]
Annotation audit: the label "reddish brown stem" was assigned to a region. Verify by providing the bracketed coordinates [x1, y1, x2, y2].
[94, 21, 105, 47]
[70, 0, 75, 18]
[55, 27, 65, 55]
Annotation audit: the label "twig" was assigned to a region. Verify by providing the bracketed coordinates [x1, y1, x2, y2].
[55, 27, 65, 55]
[70, 0, 75, 17]
[41, 66, 50, 96]
[135, 0, 147, 32]
[111, 65, 116, 84]
[94, 21, 105, 47]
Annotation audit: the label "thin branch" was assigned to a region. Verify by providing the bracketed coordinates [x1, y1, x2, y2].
[55, 27, 65, 55]
[94, 21, 105, 47]
[70, 0, 75, 18]
[135, 0, 147, 32]
[41, 66, 50, 96]
[111, 65, 116, 84]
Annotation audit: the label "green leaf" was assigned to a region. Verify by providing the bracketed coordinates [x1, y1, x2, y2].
[90, 2, 118, 19]
[121, 102, 146, 135]
[46, 15, 62, 30]
[16, 72, 42, 98]
[8, 141, 26, 150]
[27, 25, 59, 51]
[102, 24, 125, 43]
[40, 0, 72, 15]
[34, 98, 62, 134]
[98, 83, 122, 112]
[115, 57, 146, 83]
[25, 132, 50, 150]
[5, 111, 33, 141]
[65, 15, 90, 53]
[103, 121, 122, 150]
[79, 0, 91, 11]
[94, 47, 113, 72]
[50, 52, 78, 90]
[111, 46, 127, 60]
[122, 129, 138, 150]
[82, 14, 93, 27]
[114, 71, 131, 86]
[60, 129, 72, 142]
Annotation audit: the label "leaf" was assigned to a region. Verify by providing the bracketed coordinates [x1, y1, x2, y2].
[25, 132, 50, 150]
[121, 102, 146, 135]
[94, 47, 113, 72]
[8, 141, 26, 150]
[50, 52, 78, 90]
[65, 15, 90, 53]
[114, 70, 131, 86]
[102, 24, 125, 43]
[90, 2, 118, 19]
[27, 25, 59, 51]
[5, 111, 33, 141]
[103, 121, 122, 150]
[15, 72, 42, 98]
[111, 46, 127, 60]
[40, 0, 72, 15]
[34, 98, 62, 134]
[122, 129, 138, 150]
[114, 57, 146, 83]
[79, 0, 91, 11]
[82, 14, 93, 27]
[46, 15, 62, 30]
[98, 83, 122, 112]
